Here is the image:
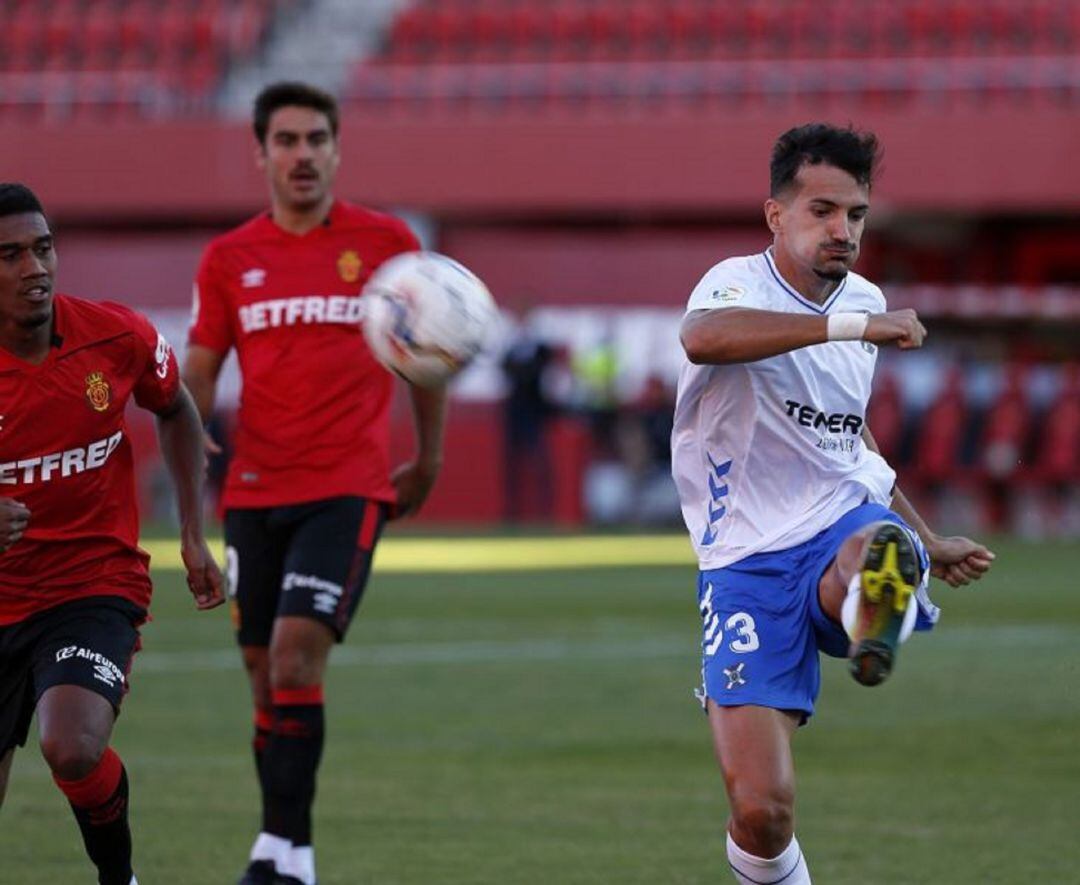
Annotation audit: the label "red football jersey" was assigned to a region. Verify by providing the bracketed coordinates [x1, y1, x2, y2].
[189, 200, 418, 509]
[0, 295, 179, 625]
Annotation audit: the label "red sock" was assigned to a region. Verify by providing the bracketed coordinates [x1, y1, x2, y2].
[53, 746, 123, 811]
[54, 748, 132, 885]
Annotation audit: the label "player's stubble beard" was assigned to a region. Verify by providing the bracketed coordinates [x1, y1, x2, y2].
[814, 245, 857, 282]
[814, 266, 849, 283]
[16, 303, 52, 331]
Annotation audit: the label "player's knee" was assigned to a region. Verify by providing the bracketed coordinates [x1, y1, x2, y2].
[835, 521, 890, 582]
[730, 790, 795, 856]
[268, 647, 321, 690]
[241, 647, 272, 706]
[39, 729, 106, 781]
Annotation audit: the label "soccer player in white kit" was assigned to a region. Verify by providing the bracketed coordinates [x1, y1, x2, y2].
[672, 124, 996, 884]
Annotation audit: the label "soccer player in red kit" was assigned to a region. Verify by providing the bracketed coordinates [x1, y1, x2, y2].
[0, 183, 224, 885]
[182, 82, 447, 885]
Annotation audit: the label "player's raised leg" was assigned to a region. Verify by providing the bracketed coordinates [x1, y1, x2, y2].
[38, 685, 134, 885]
[819, 520, 921, 686]
[708, 703, 811, 884]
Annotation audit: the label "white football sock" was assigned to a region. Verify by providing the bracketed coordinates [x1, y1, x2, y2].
[278, 845, 316, 885]
[250, 831, 291, 868]
[841, 574, 918, 643]
[727, 831, 811, 884]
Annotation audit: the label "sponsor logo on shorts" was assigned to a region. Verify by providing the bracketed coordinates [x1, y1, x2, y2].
[55, 645, 125, 688]
[723, 662, 747, 689]
[282, 572, 343, 615]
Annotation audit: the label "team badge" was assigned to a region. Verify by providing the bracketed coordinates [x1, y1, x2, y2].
[337, 250, 363, 283]
[723, 662, 747, 689]
[85, 371, 111, 412]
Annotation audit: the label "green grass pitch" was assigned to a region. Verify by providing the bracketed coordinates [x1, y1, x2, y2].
[2, 535, 1078, 883]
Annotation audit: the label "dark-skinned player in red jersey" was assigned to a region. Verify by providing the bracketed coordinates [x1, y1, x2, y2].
[0, 183, 225, 885]
[182, 82, 448, 885]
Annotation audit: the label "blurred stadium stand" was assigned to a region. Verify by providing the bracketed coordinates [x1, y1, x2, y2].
[3, 0, 1078, 534]
[350, 0, 1080, 110]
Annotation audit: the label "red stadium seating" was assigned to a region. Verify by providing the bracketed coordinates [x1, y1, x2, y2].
[0, 0, 287, 118]
[351, 0, 1080, 112]
[1033, 364, 1080, 484]
[866, 369, 905, 468]
[912, 366, 970, 487]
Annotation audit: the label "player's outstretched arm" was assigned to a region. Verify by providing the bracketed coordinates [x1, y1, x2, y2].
[681, 308, 827, 364]
[0, 497, 30, 554]
[155, 383, 225, 610]
[391, 383, 448, 519]
[681, 307, 928, 365]
[863, 427, 995, 587]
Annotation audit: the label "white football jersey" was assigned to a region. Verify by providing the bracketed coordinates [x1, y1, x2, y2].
[672, 248, 897, 570]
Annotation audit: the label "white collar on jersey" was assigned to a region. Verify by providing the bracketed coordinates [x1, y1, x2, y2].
[762, 248, 848, 315]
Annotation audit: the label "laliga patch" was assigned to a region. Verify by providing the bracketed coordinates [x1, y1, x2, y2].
[710, 285, 746, 305]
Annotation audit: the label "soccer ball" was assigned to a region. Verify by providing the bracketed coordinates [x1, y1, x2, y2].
[361, 251, 497, 387]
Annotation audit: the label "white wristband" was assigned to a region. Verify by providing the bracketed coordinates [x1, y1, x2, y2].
[827, 312, 869, 341]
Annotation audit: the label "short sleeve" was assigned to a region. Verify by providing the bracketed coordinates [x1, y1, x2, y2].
[188, 245, 234, 354]
[685, 261, 765, 314]
[392, 220, 421, 257]
[130, 310, 181, 414]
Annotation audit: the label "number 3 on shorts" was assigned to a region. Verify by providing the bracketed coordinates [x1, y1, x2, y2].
[725, 612, 760, 653]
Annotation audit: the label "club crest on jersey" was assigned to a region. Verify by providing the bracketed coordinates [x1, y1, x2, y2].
[85, 371, 111, 412]
[337, 250, 363, 283]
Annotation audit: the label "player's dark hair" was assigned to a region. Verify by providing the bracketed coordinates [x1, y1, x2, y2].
[770, 123, 881, 196]
[0, 183, 45, 219]
[253, 81, 339, 145]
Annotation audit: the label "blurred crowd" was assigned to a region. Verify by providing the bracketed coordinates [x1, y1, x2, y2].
[500, 317, 1080, 538]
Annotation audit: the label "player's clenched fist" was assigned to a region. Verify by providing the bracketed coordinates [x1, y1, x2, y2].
[0, 497, 30, 553]
[864, 309, 927, 350]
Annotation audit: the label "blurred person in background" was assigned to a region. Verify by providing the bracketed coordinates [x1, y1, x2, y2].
[181, 82, 446, 885]
[0, 183, 223, 885]
[573, 326, 620, 458]
[501, 314, 556, 521]
[672, 124, 995, 884]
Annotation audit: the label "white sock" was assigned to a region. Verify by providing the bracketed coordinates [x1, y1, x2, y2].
[278, 845, 316, 885]
[841, 574, 918, 643]
[727, 831, 811, 884]
[250, 831, 291, 868]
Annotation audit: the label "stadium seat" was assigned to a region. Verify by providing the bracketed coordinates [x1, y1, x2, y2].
[351, 0, 1080, 113]
[1033, 364, 1080, 485]
[913, 365, 970, 486]
[866, 368, 905, 468]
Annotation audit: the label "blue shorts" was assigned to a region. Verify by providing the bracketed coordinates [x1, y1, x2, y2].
[697, 503, 932, 721]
